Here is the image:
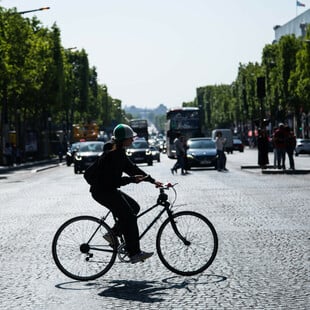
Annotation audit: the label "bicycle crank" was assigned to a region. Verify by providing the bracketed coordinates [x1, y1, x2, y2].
[117, 243, 130, 263]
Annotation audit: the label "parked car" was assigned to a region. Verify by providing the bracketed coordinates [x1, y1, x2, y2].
[186, 137, 217, 169]
[295, 138, 310, 156]
[126, 139, 153, 166]
[150, 146, 160, 162]
[73, 141, 104, 174]
[233, 138, 244, 152]
[66, 142, 82, 166]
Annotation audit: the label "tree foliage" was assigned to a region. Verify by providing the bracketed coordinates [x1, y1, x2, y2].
[0, 6, 126, 157]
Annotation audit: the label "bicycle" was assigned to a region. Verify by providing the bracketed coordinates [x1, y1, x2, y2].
[52, 183, 218, 281]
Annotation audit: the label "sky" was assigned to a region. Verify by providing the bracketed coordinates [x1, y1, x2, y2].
[1, 1, 309, 109]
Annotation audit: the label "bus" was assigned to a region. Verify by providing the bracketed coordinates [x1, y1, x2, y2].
[165, 107, 203, 158]
[129, 119, 149, 141]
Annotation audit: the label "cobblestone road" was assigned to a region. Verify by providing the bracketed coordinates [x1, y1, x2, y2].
[0, 149, 309, 309]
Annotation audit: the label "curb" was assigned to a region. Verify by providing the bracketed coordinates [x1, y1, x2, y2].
[0, 159, 61, 174]
[241, 165, 310, 174]
[262, 169, 310, 175]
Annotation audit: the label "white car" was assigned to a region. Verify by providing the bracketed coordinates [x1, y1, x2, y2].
[295, 139, 310, 156]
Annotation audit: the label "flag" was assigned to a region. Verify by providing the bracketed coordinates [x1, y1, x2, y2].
[297, 1, 306, 7]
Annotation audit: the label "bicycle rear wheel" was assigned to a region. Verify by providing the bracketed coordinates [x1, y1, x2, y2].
[156, 211, 218, 276]
[52, 215, 117, 281]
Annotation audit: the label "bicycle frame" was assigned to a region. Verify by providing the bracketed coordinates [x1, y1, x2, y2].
[98, 186, 188, 246]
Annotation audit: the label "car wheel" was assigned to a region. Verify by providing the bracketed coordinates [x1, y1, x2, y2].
[157, 156, 160, 162]
[74, 165, 78, 174]
[148, 160, 153, 166]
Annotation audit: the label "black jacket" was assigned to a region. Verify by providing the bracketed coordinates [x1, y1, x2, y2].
[90, 148, 155, 192]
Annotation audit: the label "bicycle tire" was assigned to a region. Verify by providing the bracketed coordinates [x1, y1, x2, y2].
[156, 211, 218, 276]
[52, 215, 117, 281]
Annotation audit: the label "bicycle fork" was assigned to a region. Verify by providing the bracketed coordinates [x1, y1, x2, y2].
[166, 209, 191, 246]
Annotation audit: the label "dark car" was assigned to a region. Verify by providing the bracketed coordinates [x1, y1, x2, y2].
[295, 138, 310, 156]
[233, 138, 244, 152]
[73, 141, 104, 174]
[150, 146, 160, 162]
[66, 142, 82, 166]
[126, 139, 153, 166]
[186, 137, 217, 169]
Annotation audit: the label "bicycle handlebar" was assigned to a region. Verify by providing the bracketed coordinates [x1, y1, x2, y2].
[158, 182, 178, 190]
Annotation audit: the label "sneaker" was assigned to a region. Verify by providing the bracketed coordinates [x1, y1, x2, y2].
[130, 251, 154, 264]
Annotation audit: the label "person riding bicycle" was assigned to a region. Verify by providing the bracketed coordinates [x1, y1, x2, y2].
[90, 124, 163, 264]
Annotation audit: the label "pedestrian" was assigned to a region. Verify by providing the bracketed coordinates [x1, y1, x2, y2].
[271, 127, 278, 168]
[171, 132, 186, 175]
[182, 136, 190, 174]
[58, 144, 64, 163]
[273, 123, 288, 169]
[285, 126, 296, 170]
[257, 129, 269, 169]
[15, 146, 22, 165]
[3, 142, 13, 166]
[215, 131, 228, 172]
[89, 124, 163, 264]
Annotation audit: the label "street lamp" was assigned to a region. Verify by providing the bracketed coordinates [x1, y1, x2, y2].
[17, 7, 50, 15]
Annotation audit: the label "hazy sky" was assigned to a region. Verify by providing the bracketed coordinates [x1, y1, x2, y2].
[1, 1, 308, 108]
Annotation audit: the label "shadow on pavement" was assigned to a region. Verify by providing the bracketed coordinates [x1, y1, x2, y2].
[55, 274, 227, 303]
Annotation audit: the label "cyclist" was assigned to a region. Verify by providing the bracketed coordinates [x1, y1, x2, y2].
[90, 124, 163, 264]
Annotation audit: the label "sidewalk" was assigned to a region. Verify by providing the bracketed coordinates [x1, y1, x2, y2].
[0, 158, 62, 174]
[241, 164, 310, 174]
[239, 149, 310, 174]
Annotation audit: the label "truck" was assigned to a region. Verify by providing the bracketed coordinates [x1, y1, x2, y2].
[72, 123, 99, 142]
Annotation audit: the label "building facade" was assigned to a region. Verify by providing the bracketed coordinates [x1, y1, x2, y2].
[274, 8, 310, 42]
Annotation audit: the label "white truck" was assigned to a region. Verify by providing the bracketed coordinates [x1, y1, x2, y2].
[212, 129, 234, 153]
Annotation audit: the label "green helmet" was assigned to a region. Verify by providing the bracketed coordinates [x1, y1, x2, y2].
[113, 124, 136, 141]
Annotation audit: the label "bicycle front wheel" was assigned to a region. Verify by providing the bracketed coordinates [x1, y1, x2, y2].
[156, 211, 218, 276]
[52, 216, 117, 281]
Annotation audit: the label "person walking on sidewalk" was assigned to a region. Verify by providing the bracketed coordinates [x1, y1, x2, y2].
[285, 126, 296, 170]
[3, 142, 13, 166]
[171, 132, 186, 175]
[215, 131, 228, 172]
[257, 129, 269, 169]
[273, 123, 288, 169]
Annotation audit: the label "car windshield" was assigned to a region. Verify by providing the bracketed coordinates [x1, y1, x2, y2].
[79, 143, 103, 152]
[189, 140, 215, 149]
[131, 141, 149, 149]
[70, 143, 80, 151]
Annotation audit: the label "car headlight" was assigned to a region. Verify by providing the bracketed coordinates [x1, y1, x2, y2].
[126, 150, 132, 156]
[75, 154, 82, 161]
[187, 154, 194, 159]
[146, 149, 151, 155]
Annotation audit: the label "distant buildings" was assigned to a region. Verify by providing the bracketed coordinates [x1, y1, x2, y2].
[274, 8, 310, 42]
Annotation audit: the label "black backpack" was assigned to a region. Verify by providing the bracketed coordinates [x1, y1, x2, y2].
[83, 155, 104, 185]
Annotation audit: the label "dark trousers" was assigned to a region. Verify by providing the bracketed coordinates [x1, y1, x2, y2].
[276, 148, 286, 168]
[91, 189, 140, 256]
[217, 150, 226, 170]
[286, 149, 295, 169]
[173, 155, 185, 172]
